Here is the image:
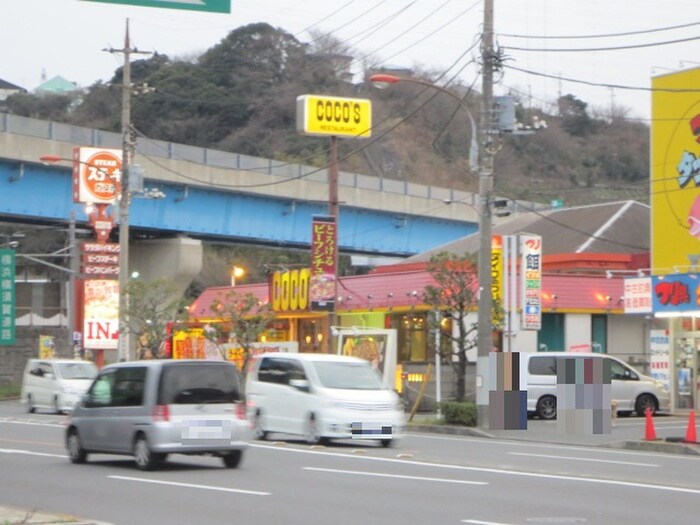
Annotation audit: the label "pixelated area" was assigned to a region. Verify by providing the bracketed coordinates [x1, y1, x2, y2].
[556, 356, 612, 435]
[489, 352, 527, 430]
[351, 422, 393, 439]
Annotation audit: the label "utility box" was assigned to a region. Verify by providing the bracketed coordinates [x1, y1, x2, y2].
[494, 96, 516, 133]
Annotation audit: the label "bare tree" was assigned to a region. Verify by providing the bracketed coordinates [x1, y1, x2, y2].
[206, 291, 274, 372]
[423, 252, 480, 401]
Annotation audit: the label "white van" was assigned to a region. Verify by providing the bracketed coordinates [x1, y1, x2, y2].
[245, 353, 406, 447]
[524, 352, 670, 420]
[21, 359, 98, 414]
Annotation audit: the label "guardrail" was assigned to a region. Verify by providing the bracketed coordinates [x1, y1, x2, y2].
[0, 113, 473, 204]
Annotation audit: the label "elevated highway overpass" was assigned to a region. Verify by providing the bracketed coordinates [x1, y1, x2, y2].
[0, 114, 481, 257]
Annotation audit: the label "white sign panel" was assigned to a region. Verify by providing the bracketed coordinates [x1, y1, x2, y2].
[72, 147, 122, 204]
[623, 277, 653, 313]
[649, 329, 671, 392]
[519, 234, 542, 330]
[83, 279, 119, 350]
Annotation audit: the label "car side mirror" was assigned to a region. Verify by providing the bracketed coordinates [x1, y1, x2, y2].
[289, 379, 310, 392]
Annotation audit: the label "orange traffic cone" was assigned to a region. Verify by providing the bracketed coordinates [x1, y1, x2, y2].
[644, 407, 657, 441]
[684, 411, 697, 444]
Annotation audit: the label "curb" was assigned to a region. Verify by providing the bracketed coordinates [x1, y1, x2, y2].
[407, 423, 700, 456]
[0, 505, 113, 525]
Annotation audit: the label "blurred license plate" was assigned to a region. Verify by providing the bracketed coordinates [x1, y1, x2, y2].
[181, 419, 232, 440]
[351, 422, 392, 439]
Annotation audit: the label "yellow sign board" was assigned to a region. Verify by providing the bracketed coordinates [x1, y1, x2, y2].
[651, 68, 700, 273]
[296, 95, 372, 138]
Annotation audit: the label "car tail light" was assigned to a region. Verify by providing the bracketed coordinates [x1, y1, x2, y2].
[235, 402, 246, 420]
[152, 404, 170, 422]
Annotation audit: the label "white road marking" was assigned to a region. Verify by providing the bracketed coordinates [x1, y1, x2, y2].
[0, 448, 65, 459]
[508, 452, 658, 467]
[0, 418, 64, 428]
[108, 475, 270, 496]
[462, 520, 511, 525]
[252, 444, 700, 495]
[304, 466, 488, 485]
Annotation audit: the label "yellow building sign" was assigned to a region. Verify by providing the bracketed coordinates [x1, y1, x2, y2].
[651, 68, 700, 273]
[296, 95, 372, 138]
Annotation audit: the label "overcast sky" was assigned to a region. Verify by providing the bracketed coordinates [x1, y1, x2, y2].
[3, 0, 700, 122]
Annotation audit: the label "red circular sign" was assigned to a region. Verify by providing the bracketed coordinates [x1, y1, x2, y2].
[83, 151, 122, 201]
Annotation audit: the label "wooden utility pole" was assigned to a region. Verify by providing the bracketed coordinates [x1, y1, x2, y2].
[476, 0, 495, 427]
[105, 19, 150, 361]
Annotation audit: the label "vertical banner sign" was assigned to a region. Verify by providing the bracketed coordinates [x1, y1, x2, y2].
[649, 330, 671, 393]
[520, 234, 542, 330]
[491, 235, 504, 328]
[623, 277, 653, 313]
[83, 279, 119, 350]
[310, 216, 337, 311]
[0, 249, 16, 345]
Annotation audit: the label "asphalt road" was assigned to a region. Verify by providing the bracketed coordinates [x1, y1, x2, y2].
[1, 400, 699, 525]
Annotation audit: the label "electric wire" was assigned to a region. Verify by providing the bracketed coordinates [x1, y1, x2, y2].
[503, 34, 700, 53]
[499, 19, 700, 40]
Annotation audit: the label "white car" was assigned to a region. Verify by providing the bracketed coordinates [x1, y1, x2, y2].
[246, 353, 406, 447]
[524, 352, 671, 419]
[21, 359, 97, 414]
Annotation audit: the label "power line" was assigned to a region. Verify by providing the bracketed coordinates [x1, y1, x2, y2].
[499, 19, 700, 40]
[503, 34, 700, 53]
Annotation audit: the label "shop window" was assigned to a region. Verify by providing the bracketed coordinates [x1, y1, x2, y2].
[591, 314, 607, 353]
[538, 313, 564, 352]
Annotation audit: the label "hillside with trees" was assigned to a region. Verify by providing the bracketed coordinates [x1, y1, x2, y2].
[3, 23, 650, 292]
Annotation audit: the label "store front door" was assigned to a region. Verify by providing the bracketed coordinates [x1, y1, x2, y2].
[673, 336, 697, 410]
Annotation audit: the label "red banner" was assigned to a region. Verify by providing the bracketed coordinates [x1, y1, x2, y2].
[310, 216, 337, 311]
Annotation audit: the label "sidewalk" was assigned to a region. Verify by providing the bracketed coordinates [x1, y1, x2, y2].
[0, 505, 112, 525]
[407, 413, 700, 456]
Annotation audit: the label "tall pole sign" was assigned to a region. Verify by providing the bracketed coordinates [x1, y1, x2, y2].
[81, 0, 231, 13]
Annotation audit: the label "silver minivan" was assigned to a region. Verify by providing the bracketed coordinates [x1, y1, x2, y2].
[66, 359, 251, 470]
[524, 352, 671, 420]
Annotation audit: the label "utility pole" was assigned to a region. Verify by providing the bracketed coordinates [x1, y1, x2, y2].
[476, 0, 495, 427]
[105, 19, 150, 362]
[67, 212, 77, 355]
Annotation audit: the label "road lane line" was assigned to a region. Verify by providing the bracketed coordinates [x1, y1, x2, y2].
[252, 444, 700, 495]
[304, 466, 488, 485]
[108, 475, 270, 496]
[462, 520, 511, 525]
[0, 447, 65, 459]
[508, 452, 659, 467]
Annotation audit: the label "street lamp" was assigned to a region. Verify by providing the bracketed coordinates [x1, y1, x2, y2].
[369, 72, 495, 427]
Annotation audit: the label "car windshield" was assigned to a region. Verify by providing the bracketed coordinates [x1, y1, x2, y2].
[56, 362, 97, 380]
[312, 361, 384, 390]
[158, 363, 241, 404]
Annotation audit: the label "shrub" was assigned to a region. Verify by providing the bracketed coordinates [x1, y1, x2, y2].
[0, 383, 21, 400]
[439, 400, 477, 426]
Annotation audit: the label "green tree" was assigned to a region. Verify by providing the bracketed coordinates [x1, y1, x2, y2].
[206, 290, 274, 372]
[124, 278, 190, 359]
[423, 252, 480, 402]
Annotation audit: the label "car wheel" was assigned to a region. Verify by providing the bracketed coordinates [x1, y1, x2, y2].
[635, 394, 658, 417]
[253, 411, 268, 441]
[26, 394, 35, 414]
[536, 395, 557, 420]
[305, 414, 323, 445]
[67, 429, 88, 464]
[133, 435, 164, 471]
[222, 450, 243, 468]
[380, 439, 393, 448]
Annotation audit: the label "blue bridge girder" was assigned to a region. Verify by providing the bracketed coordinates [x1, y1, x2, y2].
[0, 115, 479, 256]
